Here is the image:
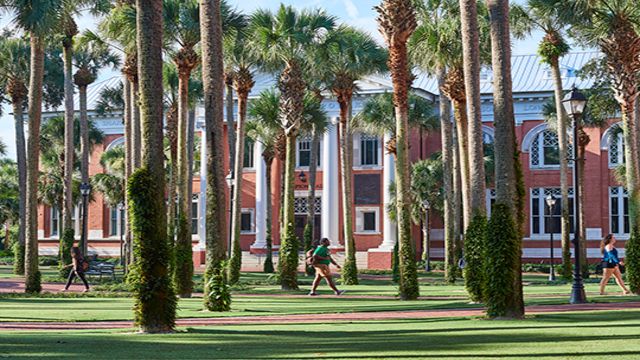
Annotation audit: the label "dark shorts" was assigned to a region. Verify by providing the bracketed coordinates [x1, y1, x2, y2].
[601, 261, 618, 269]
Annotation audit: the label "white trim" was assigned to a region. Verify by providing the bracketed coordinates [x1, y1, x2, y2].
[521, 123, 550, 153]
[240, 208, 255, 233]
[355, 206, 380, 234]
[105, 136, 125, 152]
[481, 125, 495, 141]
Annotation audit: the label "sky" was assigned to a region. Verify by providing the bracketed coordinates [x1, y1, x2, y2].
[0, 0, 546, 162]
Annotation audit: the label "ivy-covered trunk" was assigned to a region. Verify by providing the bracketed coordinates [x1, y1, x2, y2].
[24, 36, 45, 294]
[263, 156, 274, 273]
[452, 121, 463, 278]
[304, 126, 319, 276]
[201, 0, 231, 311]
[61, 26, 75, 258]
[577, 135, 590, 278]
[452, 99, 470, 231]
[132, 0, 177, 333]
[123, 78, 132, 274]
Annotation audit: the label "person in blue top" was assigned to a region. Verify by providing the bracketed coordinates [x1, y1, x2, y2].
[309, 238, 346, 296]
[599, 234, 630, 295]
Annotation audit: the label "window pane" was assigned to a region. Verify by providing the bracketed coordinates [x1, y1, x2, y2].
[532, 199, 539, 216]
[363, 212, 376, 231]
[611, 197, 619, 215]
[243, 139, 254, 168]
[612, 215, 619, 234]
[624, 216, 630, 234]
[241, 213, 252, 231]
[543, 146, 560, 165]
[532, 217, 539, 234]
[299, 151, 310, 167]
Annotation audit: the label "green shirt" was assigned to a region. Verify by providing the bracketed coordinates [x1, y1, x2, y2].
[313, 245, 331, 265]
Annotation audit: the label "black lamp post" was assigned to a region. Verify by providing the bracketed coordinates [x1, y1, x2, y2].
[117, 202, 125, 266]
[562, 86, 588, 304]
[422, 199, 431, 272]
[79, 183, 92, 256]
[225, 171, 235, 260]
[545, 194, 557, 281]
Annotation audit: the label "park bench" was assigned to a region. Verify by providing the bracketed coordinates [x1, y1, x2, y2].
[85, 259, 116, 280]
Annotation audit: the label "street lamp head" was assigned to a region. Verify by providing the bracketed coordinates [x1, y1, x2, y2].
[545, 194, 557, 209]
[298, 170, 307, 183]
[117, 202, 125, 211]
[225, 171, 235, 188]
[80, 183, 92, 196]
[422, 199, 431, 211]
[562, 86, 588, 119]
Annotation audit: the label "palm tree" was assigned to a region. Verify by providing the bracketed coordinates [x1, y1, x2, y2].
[130, 0, 177, 333]
[482, 0, 525, 319]
[91, 146, 126, 208]
[247, 91, 281, 273]
[557, 0, 640, 294]
[224, 14, 259, 285]
[511, 0, 572, 281]
[200, 0, 231, 312]
[2, 0, 66, 293]
[251, 5, 337, 290]
[374, 0, 420, 300]
[0, 159, 19, 254]
[323, 26, 388, 285]
[0, 34, 29, 275]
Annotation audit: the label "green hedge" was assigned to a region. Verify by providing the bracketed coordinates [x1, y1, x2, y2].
[463, 212, 487, 303]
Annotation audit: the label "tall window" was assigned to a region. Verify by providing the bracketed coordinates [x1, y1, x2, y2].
[296, 135, 321, 168]
[610, 187, 629, 235]
[110, 207, 126, 236]
[243, 138, 255, 169]
[51, 206, 80, 237]
[530, 130, 573, 168]
[51, 207, 59, 237]
[609, 132, 625, 167]
[360, 134, 379, 166]
[531, 188, 574, 235]
[191, 201, 199, 235]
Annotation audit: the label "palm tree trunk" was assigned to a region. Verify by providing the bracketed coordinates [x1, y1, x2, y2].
[436, 67, 455, 283]
[175, 69, 194, 298]
[62, 41, 74, 249]
[25, 36, 45, 294]
[79, 84, 90, 256]
[229, 89, 250, 285]
[186, 107, 195, 215]
[225, 78, 236, 172]
[132, 79, 141, 169]
[459, 0, 485, 217]
[578, 141, 588, 277]
[549, 59, 572, 280]
[200, 0, 231, 311]
[123, 78, 133, 273]
[389, 41, 419, 300]
[304, 126, 319, 276]
[133, 0, 176, 333]
[264, 156, 274, 273]
[338, 96, 358, 285]
[486, 0, 523, 318]
[11, 94, 27, 275]
[280, 134, 299, 290]
[452, 120, 463, 277]
[452, 100, 471, 231]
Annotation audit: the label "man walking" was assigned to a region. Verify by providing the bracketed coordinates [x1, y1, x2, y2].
[309, 238, 346, 296]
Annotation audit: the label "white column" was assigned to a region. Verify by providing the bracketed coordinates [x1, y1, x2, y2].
[322, 119, 341, 246]
[196, 119, 207, 247]
[252, 141, 267, 250]
[377, 132, 396, 250]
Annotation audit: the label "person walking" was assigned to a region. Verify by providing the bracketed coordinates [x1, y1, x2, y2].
[309, 238, 346, 296]
[61, 246, 90, 293]
[599, 234, 630, 295]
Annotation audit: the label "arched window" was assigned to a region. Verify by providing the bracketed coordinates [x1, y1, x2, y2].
[523, 125, 573, 168]
[602, 123, 625, 167]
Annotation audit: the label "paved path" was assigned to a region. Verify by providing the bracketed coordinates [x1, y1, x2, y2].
[2, 302, 640, 331]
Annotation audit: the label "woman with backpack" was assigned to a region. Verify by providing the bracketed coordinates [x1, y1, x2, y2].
[60, 246, 90, 293]
[308, 238, 346, 296]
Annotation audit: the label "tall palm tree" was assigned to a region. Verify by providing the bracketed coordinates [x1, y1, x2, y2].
[408, 0, 457, 283]
[374, 0, 420, 300]
[130, 0, 177, 333]
[482, 0, 525, 319]
[225, 14, 259, 285]
[251, 5, 337, 290]
[557, 0, 640, 294]
[324, 26, 388, 285]
[2, 0, 66, 293]
[0, 35, 29, 275]
[511, 0, 572, 281]
[200, 0, 231, 312]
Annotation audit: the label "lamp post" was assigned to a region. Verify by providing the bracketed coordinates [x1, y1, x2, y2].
[545, 194, 557, 281]
[117, 202, 125, 266]
[422, 199, 431, 272]
[79, 183, 92, 256]
[225, 171, 235, 260]
[562, 86, 588, 304]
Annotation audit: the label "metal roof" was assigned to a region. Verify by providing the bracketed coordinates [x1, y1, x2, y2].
[72, 75, 124, 112]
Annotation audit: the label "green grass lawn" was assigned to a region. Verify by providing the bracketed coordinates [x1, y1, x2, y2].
[1, 310, 640, 359]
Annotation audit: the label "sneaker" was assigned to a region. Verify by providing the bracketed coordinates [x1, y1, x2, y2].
[336, 290, 346, 296]
[308, 292, 319, 296]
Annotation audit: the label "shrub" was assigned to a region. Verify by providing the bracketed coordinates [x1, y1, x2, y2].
[463, 212, 487, 303]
